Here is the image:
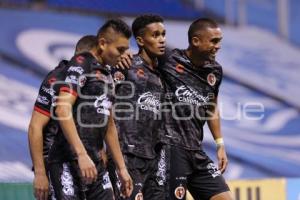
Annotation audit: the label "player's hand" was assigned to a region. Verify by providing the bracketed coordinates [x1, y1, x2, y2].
[117, 167, 133, 197]
[33, 173, 49, 200]
[78, 153, 97, 184]
[116, 51, 133, 69]
[217, 145, 228, 173]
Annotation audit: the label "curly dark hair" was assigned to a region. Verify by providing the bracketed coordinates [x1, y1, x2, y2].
[132, 14, 164, 38]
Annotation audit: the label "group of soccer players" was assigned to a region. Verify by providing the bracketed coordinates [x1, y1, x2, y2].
[28, 14, 234, 200]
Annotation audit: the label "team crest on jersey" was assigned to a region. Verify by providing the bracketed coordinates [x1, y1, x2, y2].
[175, 64, 184, 74]
[95, 70, 108, 82]
[113, 71, 125, 82]
[75, 55, 85, 64]
[174, 185, 185, 199]
[136, 68, 145, 78]
[135, 191, 143, 200]
[207, 73, 216, 86]
[78, 75, 87, 87]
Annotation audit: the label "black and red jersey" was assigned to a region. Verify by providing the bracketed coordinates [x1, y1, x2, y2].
[112, 54, 164, 159]
[158, 49, 223, 150]
[34, 60, 68, 161]
[47, 52, 115, 163]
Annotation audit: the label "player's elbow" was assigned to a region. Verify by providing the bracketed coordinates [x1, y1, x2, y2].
[28, 121, 42, 138]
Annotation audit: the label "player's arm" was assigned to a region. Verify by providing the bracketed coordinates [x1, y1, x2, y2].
[28, 111, 50, 200]
[207, 96, 228, 173]
[55, 91, 97, 183]
[104, 114, 133, 197]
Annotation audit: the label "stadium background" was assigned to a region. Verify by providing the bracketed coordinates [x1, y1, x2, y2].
[0, 0, 299, 199]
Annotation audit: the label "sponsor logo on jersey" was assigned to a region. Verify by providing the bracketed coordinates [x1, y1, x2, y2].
[42, 86, 55, 96]
[175, 85, 210, 106]
[67, 66, 84, 74]
[174, 185, 185, 199]
[175, 64, 185, 74]
[94, 94, 112, 115]
[207, 73, 216, 86]
[137, 92, 161, 114]
[61, 163, 74, 196]
[207, 163, 221, 178]
[65, 75, 78, 85]
[156, 149, 166, 186]
[37, 95, 50, 105]
[102, 172, 112, 190]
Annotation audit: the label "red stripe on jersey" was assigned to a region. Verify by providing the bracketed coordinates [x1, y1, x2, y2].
[34, 106, 50, 117]
[60, 87, 78, 97]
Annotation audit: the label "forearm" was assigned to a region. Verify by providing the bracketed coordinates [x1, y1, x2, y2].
[207, 108, 222, 140]
[56, 107, 87, 156]
[207, 97, 223, 140]
[105, 117, 126, 170]
[28, 125, 46, 175]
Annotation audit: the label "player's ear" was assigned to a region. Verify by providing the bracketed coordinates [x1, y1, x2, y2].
[98, 37, 107, 51]
[191, 36, 200, 47]
[136, 36, 144, 47]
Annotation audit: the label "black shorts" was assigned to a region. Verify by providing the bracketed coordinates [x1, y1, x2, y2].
[48, 161, 114, 200]
[108, 153, 165, 200]
[161, 145, 230, 200]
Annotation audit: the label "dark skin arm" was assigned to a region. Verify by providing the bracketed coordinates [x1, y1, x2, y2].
[207, 96, 228, 173]
[104, 114, 133, 197]
[55, 91, 97, 183]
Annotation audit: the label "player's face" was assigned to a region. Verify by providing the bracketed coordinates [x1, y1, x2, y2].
[100, 35, 129, 66]
[138, 22, 166, 56]
[193, 27, 222, 60]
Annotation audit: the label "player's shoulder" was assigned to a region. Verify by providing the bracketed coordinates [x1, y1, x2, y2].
[70, 52, 96, 66]
[204, 60, 222, 71]
[131, 54, 144, 69]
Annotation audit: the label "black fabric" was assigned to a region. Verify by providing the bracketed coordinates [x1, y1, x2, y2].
[112, 54, 164, 159]
[162, 145, 229, 200]
[48, 52, 115, 163]
[48, 161, 114, 200]
[158, 49, 223, 150]
[34, 60, 69, 163]
[122, 153, 164, 200]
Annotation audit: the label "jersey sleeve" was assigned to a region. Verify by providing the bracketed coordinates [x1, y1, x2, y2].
[34, 83, 52, 117]
[214, 65, 223, 96]
[60, 53, 91, 97]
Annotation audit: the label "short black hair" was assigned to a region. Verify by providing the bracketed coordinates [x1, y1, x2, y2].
[188, 18, 219, 44]
[75, 35, 97, 54]
[132, 14, 164, 38]
[97, 19, 131, 39]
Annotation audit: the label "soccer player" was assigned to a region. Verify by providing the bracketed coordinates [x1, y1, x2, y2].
[110, 14, 166, 200]
[158, 18, 233, 200]
[28, 34, 98, 200]
[31, 19, 133, 200]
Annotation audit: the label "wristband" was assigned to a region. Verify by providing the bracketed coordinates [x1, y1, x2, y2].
[215, 138, 224, 146]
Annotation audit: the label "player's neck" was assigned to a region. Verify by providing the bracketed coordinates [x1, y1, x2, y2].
[90, 48, 103, 64]
[139, 49, 157, 70]
[185, 48, 206, 68]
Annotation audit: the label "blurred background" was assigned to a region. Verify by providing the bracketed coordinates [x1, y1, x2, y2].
[0, 0, 299, 199]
